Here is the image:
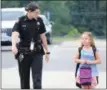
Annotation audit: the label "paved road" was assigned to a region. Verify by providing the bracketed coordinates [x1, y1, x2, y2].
[1, 42, 106, 72]
[1, 41, 106, 89]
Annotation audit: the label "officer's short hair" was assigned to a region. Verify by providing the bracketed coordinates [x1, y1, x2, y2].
[25, 1, 39, 12]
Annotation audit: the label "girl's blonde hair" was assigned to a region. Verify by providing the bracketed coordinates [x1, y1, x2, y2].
[81, 32, 96, 48]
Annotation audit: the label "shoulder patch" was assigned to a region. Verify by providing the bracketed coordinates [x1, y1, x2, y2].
[19, 15, 26, 21]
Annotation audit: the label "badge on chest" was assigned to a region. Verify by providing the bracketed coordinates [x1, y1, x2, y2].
[36, 21, 40, 30]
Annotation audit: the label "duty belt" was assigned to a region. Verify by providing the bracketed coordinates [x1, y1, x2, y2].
[17, 45, 42, 54]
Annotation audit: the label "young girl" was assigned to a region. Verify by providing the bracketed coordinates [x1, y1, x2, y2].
[74, 32, 101, 89]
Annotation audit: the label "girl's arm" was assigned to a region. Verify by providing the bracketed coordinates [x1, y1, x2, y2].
[93, 51, 101, 64]
[74, 52, 86, 64]
[87, 51, 101, 64]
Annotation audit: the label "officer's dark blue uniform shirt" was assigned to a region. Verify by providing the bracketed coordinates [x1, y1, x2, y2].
[12, 15, 46, 55]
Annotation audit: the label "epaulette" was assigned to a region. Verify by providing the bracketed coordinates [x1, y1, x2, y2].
[19, 15, 27, 22]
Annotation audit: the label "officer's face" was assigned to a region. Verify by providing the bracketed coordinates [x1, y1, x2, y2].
[32, 9, 40, 18]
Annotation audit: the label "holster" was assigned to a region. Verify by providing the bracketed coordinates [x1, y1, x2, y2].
[15, 44, 42, 60]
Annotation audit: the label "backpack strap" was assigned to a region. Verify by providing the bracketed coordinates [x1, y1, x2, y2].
[92, 47, 99, 84]
[78, 47, 82, 59]
[75, 47, 82, 77]
[75, 47, 82, 88]
[92, 47, 97, 59]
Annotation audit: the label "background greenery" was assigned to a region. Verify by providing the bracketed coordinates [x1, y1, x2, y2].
[1, 0, 106, 38]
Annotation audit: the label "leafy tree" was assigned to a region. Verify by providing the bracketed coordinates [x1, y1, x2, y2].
[1, 0, 106, 37]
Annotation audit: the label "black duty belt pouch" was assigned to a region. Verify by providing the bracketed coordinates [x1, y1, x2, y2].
[15, 44, 41, 60]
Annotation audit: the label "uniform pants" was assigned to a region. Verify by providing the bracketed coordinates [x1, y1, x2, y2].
[17, 53, 43, 89]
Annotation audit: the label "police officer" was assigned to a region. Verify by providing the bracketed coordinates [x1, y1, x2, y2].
[11, 2, 50, 89]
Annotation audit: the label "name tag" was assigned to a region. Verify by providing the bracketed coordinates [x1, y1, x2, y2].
[30, 41, 34, 51]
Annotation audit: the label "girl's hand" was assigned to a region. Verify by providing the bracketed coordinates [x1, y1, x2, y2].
[80, 60, 86, 64]
[86, 60, 93, 64]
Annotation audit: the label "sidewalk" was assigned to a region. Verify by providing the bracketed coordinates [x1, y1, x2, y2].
[2, 66, 106, 89]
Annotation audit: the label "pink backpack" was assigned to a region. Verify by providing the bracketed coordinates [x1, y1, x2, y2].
[80, 66, 92, 85]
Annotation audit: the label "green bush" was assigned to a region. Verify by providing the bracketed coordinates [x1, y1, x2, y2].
[68, 27, 81, 37]
[52, 22, 71, 36]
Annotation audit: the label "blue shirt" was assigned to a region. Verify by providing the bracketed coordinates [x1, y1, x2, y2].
[77, 49, 99, 77]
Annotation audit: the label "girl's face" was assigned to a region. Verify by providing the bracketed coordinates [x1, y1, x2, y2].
[81, 34, 91, 46]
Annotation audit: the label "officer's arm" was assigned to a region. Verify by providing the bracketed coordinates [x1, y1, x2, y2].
[12, 32, 19, 46]
[12, 21, 20, 47]
[39, 18, 49, 53]
[40, 33, 49, 53]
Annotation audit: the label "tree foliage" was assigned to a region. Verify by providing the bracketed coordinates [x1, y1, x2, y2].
[1, 0, 106, 37]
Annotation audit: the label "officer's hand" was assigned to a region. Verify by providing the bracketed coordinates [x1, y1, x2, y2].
[12, 45, 18, 55]
[45, 54, 50, 63]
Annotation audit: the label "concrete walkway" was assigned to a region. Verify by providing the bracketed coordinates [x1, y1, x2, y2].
[2, 66, 106, 89]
